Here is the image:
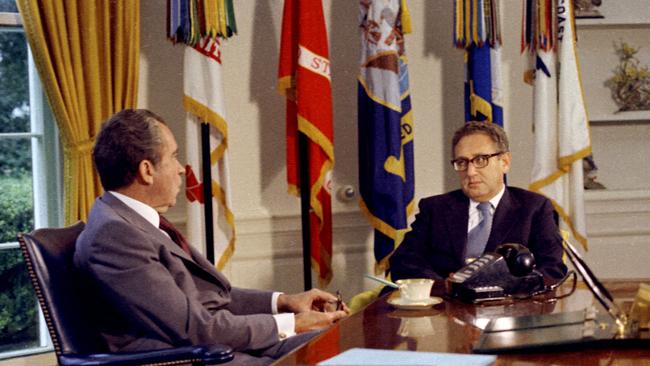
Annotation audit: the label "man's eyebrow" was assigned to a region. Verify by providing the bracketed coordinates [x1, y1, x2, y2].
[456, 152, 492, 158]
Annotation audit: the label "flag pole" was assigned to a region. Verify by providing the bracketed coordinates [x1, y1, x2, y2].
[298, 132, 312, 291]
[200, 122, 215, 264]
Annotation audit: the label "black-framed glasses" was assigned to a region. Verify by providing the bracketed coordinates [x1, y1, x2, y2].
[451, 152, 504, 172]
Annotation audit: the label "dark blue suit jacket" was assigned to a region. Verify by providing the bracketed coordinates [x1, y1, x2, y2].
[390, 187, 567, 281]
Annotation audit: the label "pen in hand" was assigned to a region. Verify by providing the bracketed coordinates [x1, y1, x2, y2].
[325, 290, 343, 312]
[336, 290, 343, 311]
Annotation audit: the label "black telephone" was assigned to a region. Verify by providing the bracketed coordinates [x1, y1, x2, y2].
[448, 243, 546, 303]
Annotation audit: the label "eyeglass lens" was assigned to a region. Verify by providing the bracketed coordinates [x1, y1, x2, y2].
[452, 152, 501, 171]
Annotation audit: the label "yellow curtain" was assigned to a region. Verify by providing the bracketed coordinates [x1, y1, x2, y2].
[17, 0, 140, 224]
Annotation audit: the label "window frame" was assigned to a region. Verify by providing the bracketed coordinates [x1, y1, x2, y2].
[0, 11, 62, 360]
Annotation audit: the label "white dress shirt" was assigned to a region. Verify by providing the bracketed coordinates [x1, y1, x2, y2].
[467, 186, 505, 233]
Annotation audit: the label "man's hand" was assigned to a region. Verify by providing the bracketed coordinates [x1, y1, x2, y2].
[294, 310, 348, 333]
[278, 288, 350, 314]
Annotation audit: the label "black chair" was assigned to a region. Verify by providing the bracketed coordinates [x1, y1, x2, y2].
[17, 222, 233, 366]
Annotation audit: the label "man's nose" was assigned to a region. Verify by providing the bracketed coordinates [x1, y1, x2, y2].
[466, 163, 479, 176]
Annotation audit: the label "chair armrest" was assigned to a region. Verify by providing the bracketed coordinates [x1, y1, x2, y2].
[58, 344, 234, 366]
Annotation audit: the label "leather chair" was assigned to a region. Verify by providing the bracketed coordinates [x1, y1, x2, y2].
[17, 222, 233, 366]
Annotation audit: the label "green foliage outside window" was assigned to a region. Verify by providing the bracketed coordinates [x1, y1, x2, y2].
[0, 251, 37, 352]
[0, 30, 31, 178]
[0, 176, 36, 351]
[0, 2, 41, 353]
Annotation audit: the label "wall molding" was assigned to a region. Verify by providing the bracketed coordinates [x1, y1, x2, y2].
[583, 189, 650, 279]
[585, 189, 650, 237]
[233, 210, 371, 261]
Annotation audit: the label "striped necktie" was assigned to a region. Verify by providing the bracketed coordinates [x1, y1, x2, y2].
[466, 202, 493, 260]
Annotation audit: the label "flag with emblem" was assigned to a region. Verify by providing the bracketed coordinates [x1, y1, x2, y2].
[454, 0, 503, 126]
[277, 0, 334, 285]
[358, 0, 415, 274]
[525, 0, 592, 249]
[169, 0, 237, 268]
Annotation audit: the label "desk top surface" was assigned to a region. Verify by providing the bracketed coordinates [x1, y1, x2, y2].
[272, 280, 650, 366]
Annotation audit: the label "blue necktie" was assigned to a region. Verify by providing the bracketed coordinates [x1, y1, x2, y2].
[466, 202, 493, 260]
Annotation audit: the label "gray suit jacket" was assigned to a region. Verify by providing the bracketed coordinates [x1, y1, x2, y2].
[74, 192, 279, 353]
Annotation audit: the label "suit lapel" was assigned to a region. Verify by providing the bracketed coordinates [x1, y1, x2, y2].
[445, 191, 470, 263]
[485, 188, 520, 252]
[101, 192, 230, 287]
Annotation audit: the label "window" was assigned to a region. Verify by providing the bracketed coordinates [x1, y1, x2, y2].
[0, 0, 62, 359]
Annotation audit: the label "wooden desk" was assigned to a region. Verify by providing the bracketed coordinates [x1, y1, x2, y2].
[273, 280, 650, 365]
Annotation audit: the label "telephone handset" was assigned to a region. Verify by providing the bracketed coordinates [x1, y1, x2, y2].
[449, 243, 546, 303]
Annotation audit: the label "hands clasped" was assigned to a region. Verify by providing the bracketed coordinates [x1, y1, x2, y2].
[278, 288, 350, 333]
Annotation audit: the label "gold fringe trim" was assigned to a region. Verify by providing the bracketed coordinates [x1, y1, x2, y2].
[277, 75, 294, 98]
[358, 75, 401, 113]
[400, 0, 412, 34]
[529, 168, 566, 192]
[359, 199, 414, 275]
[297, 115, 334, 162]
[529, 167, 589, 250]
[183, 95, 229, 138]
[558, 146, 592, 170]
[183, 95, 236, 268]
[287, 183, 299, 197]
[210, 178, 236, 270]
[549, 197, 588, 250]
[468, 79, 493, 121]
[309, 160, 333, 226]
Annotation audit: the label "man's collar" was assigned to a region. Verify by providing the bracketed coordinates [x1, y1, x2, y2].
[109, 191, 160, 228]
[469, 185, 506, 210]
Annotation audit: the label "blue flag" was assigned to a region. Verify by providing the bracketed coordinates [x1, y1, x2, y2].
[358, 0, 414, 274]
[464, 45, 504, 126]
[453, 0, 504, 126]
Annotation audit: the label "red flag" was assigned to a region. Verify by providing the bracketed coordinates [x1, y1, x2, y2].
[185, 165, 204, 204]
[277, 0, 334, 285]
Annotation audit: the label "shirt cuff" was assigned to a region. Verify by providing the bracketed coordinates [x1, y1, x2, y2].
[273, 313, 296, 340]
[271, 291, 282, 314]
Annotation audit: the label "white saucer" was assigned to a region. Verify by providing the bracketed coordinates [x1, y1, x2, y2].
[387, 296, 443, 310]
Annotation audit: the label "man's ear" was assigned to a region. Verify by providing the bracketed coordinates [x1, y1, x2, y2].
[138, 160, 155, 185]
[501, 152, 512, 174]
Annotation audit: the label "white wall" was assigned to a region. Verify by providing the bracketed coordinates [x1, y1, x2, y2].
[137, 1, 650, 298]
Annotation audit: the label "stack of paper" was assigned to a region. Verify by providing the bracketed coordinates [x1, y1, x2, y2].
[318, 348, 496, 366]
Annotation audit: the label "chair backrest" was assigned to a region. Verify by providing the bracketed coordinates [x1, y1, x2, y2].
[17, 222, 107, 357]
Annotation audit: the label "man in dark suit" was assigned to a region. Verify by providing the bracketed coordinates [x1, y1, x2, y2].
[390, 122, 567, 282]
[74, 109, 348, 365]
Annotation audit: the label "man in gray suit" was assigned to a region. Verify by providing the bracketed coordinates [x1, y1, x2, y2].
[74, 109, 348, 365]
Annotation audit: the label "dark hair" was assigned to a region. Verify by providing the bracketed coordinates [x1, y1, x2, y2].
[451, 121, 509, 155]
[93, 109, 166, 191]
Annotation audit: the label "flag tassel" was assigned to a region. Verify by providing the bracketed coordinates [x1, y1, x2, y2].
[298, 132, 313, 291]
[201, 122, 216, 263]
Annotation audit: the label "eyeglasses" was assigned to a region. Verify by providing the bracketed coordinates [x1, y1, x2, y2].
[451, 152, 504, 172]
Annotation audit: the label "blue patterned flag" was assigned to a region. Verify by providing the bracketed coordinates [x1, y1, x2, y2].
[454, 0, 503, 126]
[358, 0, 415, 275]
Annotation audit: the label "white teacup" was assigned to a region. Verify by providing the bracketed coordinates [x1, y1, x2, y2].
[396, 278, 434, 302]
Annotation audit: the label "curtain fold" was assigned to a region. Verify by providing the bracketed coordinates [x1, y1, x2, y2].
[17, 0, 140, 224]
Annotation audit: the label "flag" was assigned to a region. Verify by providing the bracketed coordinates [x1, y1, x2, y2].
[168, 0, 237, 45]
[183, 36, 236, 269]
[277, 0, 334, 285]
[527, 0, 592, 249]
[454, 0, 504, 125]
[358, 0, 415, 275]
